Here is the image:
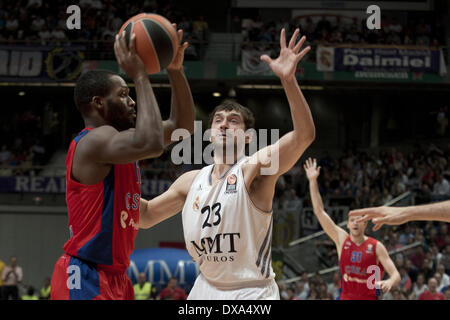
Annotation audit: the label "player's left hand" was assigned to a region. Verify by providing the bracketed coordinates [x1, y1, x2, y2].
[167, 23, 188, 72]
[260, 28, 310, 81]
[376, 279, 393, 294]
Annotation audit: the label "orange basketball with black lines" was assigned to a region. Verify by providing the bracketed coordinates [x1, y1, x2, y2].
[118, 13, 178, 75]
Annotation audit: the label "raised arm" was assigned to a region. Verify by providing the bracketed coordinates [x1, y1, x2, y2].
[349, 200, 450, 231]
[375, 242, 401, 294]
[255, 28, 315, 177]
[304, 158, 348, 250]
[139, 170, 199, 229]
[242, 29, 315, 213]
[82, 32, 164, 164]
[163, 25, 195, 147]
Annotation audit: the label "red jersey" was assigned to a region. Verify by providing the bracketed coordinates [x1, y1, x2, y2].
[339, 236, 384, 300]
[63, 128, 141, 272]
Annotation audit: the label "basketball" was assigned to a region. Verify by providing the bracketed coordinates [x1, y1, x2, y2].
[118, 13, 178, 75]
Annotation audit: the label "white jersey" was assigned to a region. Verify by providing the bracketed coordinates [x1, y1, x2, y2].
[182, 157, 276, 291]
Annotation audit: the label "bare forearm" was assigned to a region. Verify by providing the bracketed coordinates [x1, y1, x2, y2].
[401, 200, 450, 223]
[389, 271, 401, 286]
[133, 76, 163, 149]
[280, 77, 315, 143]
[308, 178, 342, 243]
[309, 179, 325, 214]
[166, 69, 195, 145]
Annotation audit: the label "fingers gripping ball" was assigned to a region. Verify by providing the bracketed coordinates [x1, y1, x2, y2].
[118, 13, 178, 75]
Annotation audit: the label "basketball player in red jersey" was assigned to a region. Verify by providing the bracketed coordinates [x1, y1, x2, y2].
[304, 158, 400, 300]
[50, 28, 194, 300]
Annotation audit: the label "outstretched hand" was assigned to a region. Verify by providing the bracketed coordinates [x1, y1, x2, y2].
[303, 157, 321, 181]
[349, 206, 408, 231]
[260, 28, 311, 80]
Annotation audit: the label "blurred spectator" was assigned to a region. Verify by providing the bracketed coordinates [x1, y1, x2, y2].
[441, 244, 450, 273]
[21, 286, 38, 300]
[391, 288, 407, 300]
[418, 277, 445, 300]
[286, 286, 300, 300]
[327, 271, 340, 300]
[39, 276, 51, 300]
[1, 256, 23, 300]
[192, 15, 208, 41]
[419, 258, 435, 280]
[444, 287, 450, 300]
[410, 245, 425, 268]
[0, 144, 11, 163]
[398, 267, 412, 293]
[307, 287, 319, 300]
[281, 188, 301, 210]
[409, 273, 428, 300]
[319, 282, 333, 300]
[30, 14, 45, 33]
[436, 264, 450, 289]
[50, 25, 67, 44]
[5, 14, 19, 39]
[436, 106, 448, 136]
[134, 272, 152, 300]
[295, 280, 308, 300]
[178, 15, 192, 35]
[158, 277, 187, 300]
[432, 172, 450, 198]
[38, 25, 51, 45]
[434, 272, 445, 292]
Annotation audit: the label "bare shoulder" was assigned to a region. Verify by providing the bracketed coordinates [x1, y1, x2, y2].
[375, 240, 388, 254]
[336, 229, 349, 247]
[76, 126, 117, 152]
[83, 125, 119, 143]
[172, 169, 201, 195]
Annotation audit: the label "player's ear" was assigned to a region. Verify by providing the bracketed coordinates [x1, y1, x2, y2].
[91, 96, 105, 110]
[90, 96, 107, 117]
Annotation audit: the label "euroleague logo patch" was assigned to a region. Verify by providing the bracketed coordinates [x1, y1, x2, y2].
[225, 174, 237, 194]
[193, 196, 200, 211]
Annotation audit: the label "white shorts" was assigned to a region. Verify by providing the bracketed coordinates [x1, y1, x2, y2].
[187, 274, 280, 300]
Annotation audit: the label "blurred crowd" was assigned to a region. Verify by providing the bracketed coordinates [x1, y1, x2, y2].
[0, 0, 208, 60]
[239, 14, 445, 48]
[0, 109, 53, 176]
[273, 142, 450, 214]
[238, 13, 445, 63]
[279, 220, 450, 300]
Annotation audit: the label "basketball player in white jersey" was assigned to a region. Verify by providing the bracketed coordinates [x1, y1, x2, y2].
[139, 28, 315, 299]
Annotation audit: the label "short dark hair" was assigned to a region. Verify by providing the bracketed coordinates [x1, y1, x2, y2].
[74, 70, 117, 115]
[208, 99, 255, 130]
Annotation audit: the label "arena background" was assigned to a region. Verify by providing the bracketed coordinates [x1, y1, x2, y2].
[0, 0, 449, 300]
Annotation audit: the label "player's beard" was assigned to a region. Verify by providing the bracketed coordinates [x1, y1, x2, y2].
[105, 99, 135, 131]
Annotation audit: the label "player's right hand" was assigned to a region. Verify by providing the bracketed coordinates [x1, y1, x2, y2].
[303, 157, 321, 181]
[114, 31, 147, 81]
